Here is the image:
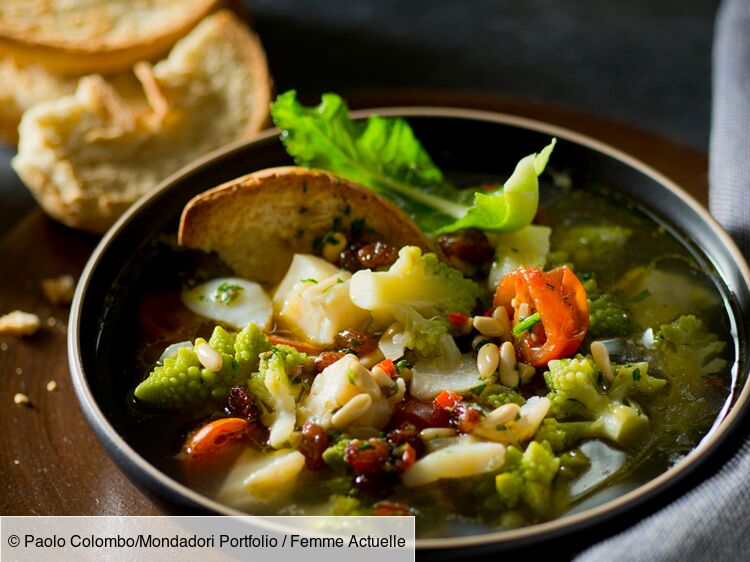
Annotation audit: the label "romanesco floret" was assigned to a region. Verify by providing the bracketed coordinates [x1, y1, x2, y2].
[472, 382, 526, 410]
[534, 418, 605, 452]
[134, 323, 270, 408]
[543, 355, 655, 447]
[350, 246, 483, 358]
[495, 441, 561, 513]
[235, 323, 272, 370]
[652, 315, 727, 380]
[581, 275, 639, 338]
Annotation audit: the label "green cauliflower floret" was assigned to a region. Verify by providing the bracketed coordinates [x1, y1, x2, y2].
[652, 315, 727, 379]
[537, 361, 666, 452]
[495, 441, 561, 513]
[535, 418, 605, 452]
[552, 224, 632, 269]
[471, 382, 526, 410]
[254, 345, 308, 448]
[322, 434, 352, 473]
[134, 323, 270, 408]
[581, 274, 638, 338]
[350, 246, 483, 358]
[543, 355, 661, 447]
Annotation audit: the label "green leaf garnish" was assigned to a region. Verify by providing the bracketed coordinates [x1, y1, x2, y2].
[271, 90, 555, 234]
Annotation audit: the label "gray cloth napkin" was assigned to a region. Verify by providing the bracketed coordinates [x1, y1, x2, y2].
[576, 0, 750, 560]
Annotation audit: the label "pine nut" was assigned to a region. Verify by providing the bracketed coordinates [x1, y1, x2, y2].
[499, 341, 519, 387]
[473, 315, 504, 337]
[196, 342, 223, 372]
[591, 341, 614, 382]
[322, 232, 347, 263]
[419, 427, 456, 440]
[484, 403, 521, 426]
[371, 365, 393, 388]
[518, 302, 530, 319]
[331, 393, 372, 428]
[492, 306, 512, 341]
[518, 363, 536, 384]
[477, 343, 500, 379]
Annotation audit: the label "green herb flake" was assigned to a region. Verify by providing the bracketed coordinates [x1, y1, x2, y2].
[512, 312, 542, 336]
[628, 289, 652, 303]
[395, 360, 410, 374]
[347, 369, 356, 385]
[214, 282, 244, 305]
[357, 442, 375, 451]
[300, 278, 318, 284]
[632, 368, 642, 381]
[470, 383, 487, 395]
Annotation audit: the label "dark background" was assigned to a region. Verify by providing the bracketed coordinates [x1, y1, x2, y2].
[0, 0, 720, 235]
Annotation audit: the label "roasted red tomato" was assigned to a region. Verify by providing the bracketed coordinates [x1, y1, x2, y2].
[494, 265, 589, 367]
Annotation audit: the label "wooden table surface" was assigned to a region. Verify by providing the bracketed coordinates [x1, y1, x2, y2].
[0, 93, 708, 516]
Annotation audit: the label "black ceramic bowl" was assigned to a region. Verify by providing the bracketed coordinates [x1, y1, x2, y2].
[69, 108, 750, 556]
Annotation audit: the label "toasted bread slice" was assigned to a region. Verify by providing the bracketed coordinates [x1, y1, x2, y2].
[0, 0, 223, 74]
[12, 10, 272, 234]
[179, 167, 436, 285]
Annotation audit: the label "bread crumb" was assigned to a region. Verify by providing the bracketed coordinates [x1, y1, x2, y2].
[41, 275, 76, 306]
[46, 380, 58, 392]
[0, 342, 7, 351]
[46, 317, 57, 327]
[0, 311, 41, 336]
[16, 367, 23, 375]
[13, 392, 30, 406]
[14, 459, 20, 465]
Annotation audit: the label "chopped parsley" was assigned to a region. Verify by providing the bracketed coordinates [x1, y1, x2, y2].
[214, 282, 244, 305]
[632, 367, 642, 381]
[300, 278, 318, 284]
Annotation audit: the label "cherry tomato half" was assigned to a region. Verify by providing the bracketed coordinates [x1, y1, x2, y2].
[494, 265, 589, 367]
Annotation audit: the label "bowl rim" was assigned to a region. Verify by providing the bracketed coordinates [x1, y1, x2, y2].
[69, 106, 750, 551]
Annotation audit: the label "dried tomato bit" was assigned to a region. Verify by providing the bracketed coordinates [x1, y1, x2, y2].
[344, 438, 391, 475]
[447, 312, 469, 327]
[373, 501, 415, 517]
[392, 442, 418, 473]
[374, 358, 398, 379]
[434, 390, 463, 410]
[298, 422, 329, 470]
[452, 404, 483, 434]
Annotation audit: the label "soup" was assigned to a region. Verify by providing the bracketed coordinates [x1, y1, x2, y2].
[113, 94, 733, 538]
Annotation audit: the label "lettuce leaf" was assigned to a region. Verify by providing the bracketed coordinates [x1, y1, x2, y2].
[271, 90, 555, 234]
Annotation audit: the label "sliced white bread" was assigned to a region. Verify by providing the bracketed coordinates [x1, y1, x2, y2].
[13, 10, 272, 234]
[179, 167, 436, 285]
[0, 0, 224, 74]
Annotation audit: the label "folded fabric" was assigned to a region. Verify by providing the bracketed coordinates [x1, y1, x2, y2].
[577, 0, 750, 559]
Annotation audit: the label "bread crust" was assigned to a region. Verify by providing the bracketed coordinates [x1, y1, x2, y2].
[179, 167, 436, 284]
[0, 0, 223, 74]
